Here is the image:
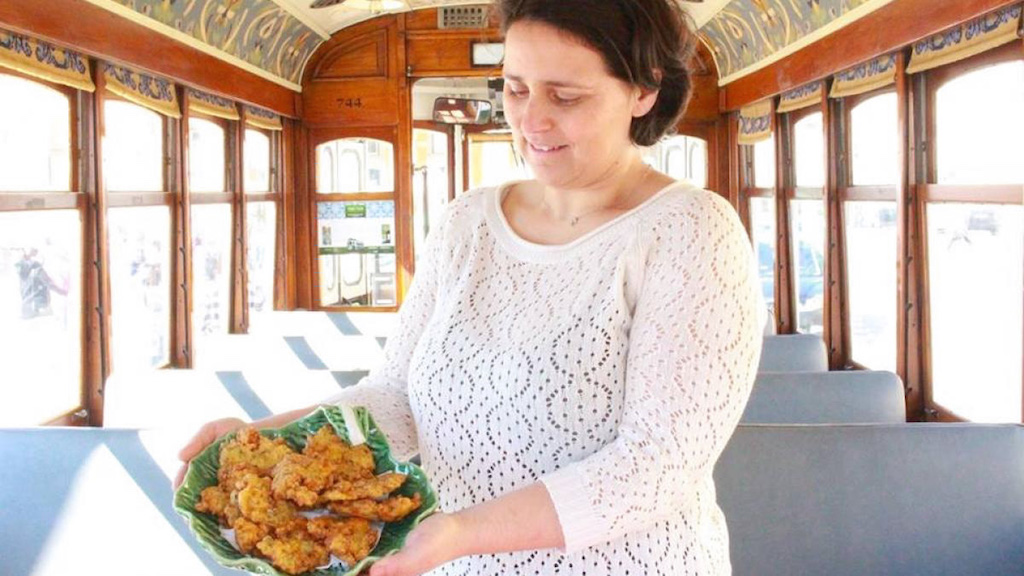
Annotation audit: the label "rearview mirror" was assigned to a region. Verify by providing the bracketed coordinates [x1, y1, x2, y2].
[432, 97, 492, 124]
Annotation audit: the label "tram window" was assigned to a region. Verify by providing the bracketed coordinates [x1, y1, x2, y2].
[844, 201, 897, 371]
[0, 210, 82, 425]
[793, 112, 824, 188]
[247, 202, 276, 315]
[316, 138, 394, 193]
[468, 133, 527, 189]
[103, 101, 164, 192]
[317, 201, 396, 308]
[244, 129, 270, 193]
[188, 118, 226, 193]
[749, 197, 776, 316]
[752, 137, 775, 188]
[849, 92, 898, 186]
[412, 129, 450, 264]
[108, 206, 171, 372]
[927, 204, 1022, 422]
[789, 199, 825, 335]
[935, 61, 1024, 185]
[0, 74, 71, 192]
[191, 204, 232, 350]
[653, 135, 707, 188]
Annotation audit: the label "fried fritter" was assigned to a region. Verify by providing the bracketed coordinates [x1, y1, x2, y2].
[271, 453, 338, 507]
[256, 532, 330, 575]
[233, 517, 270, 554]
[196, 485, 232, 525]
[320, 472, 407, 502]
[327, 493, 422, 522]
[308, 516, 379, 566]
[235, 473, 301, 528]
[303, 425, 376, 481]
[218, 428, 293, 484]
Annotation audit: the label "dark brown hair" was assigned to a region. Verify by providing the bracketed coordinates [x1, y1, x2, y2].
[496, 0, 697, 147]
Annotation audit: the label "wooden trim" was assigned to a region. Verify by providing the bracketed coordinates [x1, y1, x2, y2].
[720, 0, 1018, 110]
[245, 193, 278, 203]
[396, 12, 411, 303]
[315, 192, 396, 202]
[793, 186, 824, 200]
[0, 193, 83, 211]
[0, 0, 297, 116]
[823, 88, 847, 369]
[908, 74, 930, 421]
[271, 130, 287, 311]
[921, 184, 1023, 203]
[105, 192, 172, 207]
[841, 185, 898, 201]
[83, 66, 110, 426]
[296, 123, 315, 309]
[745, 187, 775, 198]
[191, 192, 236, 204]
[172, 87, 193, 368]
[230, 110, 249, 333]
[773, 115, 795, 334]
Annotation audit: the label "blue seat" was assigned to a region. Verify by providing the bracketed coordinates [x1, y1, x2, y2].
[759, 334, 828, 372]
[742, 370, 905, 423]
[715, 424, 1024, 576]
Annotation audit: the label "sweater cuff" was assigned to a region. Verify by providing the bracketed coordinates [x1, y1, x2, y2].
[540, 464, 611, 555]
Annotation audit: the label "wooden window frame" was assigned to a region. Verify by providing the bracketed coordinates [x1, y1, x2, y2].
[918, 41, 1024, 423]
[310, 127, 401, 313]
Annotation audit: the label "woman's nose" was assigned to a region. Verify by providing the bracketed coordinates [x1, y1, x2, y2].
[519, 96, 553, 133]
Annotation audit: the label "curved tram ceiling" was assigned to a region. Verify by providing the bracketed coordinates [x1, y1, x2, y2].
[83, 0, 897, 90]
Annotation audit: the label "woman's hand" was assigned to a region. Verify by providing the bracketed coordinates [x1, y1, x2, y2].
[172, 417, 246, 489]
[368, 512, 467, 576]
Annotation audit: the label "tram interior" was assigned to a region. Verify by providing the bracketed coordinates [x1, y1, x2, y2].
[0, 0, 1022, 574]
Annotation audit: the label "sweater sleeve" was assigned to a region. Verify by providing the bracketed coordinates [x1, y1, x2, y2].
[540, 190, 763, 553]
[321, 208, 448, 461]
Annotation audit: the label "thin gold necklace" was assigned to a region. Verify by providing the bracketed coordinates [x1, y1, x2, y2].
[545, 164, 653, 227]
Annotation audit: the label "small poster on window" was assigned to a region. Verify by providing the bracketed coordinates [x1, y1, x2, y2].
[317, 201, 395, 255]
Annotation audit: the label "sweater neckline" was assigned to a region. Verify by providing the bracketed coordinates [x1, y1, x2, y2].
[485, 179, 683, 261]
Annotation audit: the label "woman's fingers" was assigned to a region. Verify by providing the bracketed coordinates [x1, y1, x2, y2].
[173, 417, 245, 490]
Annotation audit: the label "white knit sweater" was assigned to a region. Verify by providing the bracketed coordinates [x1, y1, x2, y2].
[329, 181, 763, 575]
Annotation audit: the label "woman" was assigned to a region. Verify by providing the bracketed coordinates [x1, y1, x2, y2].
[176, 1, 763, 574]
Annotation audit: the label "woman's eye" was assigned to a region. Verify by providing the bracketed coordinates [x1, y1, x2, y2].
[505, 86, 527, 98]
[553, 95, 581, 106]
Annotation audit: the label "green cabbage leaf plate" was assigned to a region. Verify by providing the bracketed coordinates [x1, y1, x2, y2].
[174, 405, 437, 576]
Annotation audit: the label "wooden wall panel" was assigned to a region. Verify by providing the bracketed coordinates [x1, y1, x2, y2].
[407, 30, 503, 77]
[0, 0, 297, 116]
[313, 31, 389, 79]
[720, 0, 1018, 110]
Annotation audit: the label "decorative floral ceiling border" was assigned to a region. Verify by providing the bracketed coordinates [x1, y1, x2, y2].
[699, 0, 894, 86]
[87, 0, 329, 90]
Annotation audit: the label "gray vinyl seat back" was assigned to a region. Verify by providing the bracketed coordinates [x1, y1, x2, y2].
[715, 424, 1024, 576]
[759, 334, 828, 372]
[742, 370, 906, 423]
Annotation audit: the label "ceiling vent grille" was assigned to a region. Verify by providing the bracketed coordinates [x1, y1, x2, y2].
[438, 6, 488, 29]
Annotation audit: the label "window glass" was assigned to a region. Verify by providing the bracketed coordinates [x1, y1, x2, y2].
[844, 201, 897, 371]
[104, 101, 164, 192]
[188, 118, 225, 193]
[790, 199, 826, 335]
[316, 138, 394, 193]
[647, 135, 707, 188]
[752, 137, 775, 188]
[927, 203, 1022, 422]
[247, 201, 276, 317]
[850, 92, 898, 186]
[108, 206, 171, 372]
[412, 129, 450, 265]
[935, 61, 1024, 185]
[749, 196, 776, 317]
[0, 210, 81, 425]
[794, 112, 824, 188]
[317, 201, 396, 307]
[191, 204, 232, 354]
[469, 135, 529, 189]
[245, 129, 271, 193]
[0, 74, 71, 192]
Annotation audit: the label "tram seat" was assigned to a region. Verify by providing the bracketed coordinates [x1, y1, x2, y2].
[759, 334, 828, 372]
[742, 370, 906, 423]
[715, 423, 1024, 576]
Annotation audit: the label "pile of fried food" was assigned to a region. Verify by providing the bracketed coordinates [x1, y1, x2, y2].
[195, 425, 422, 575]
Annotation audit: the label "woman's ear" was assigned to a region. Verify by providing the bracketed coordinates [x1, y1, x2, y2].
[631, 70, 662, 118]
[631, 86, 660, 118]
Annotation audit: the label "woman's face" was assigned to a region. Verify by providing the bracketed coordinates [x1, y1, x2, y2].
[502, 20, 653, 189]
